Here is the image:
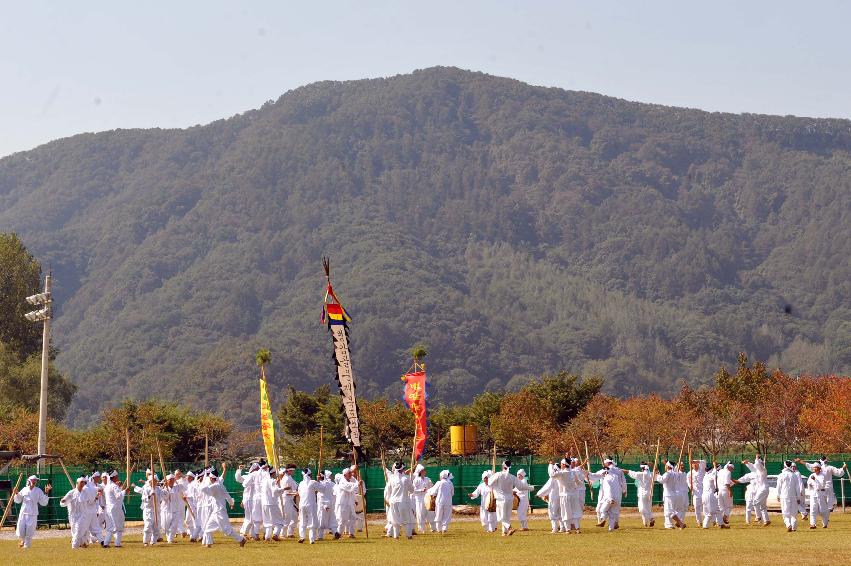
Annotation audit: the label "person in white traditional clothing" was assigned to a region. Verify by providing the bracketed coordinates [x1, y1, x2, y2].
[716, 462, 735, 526]
[281, 464, 299, 538]
[317, 470, 340, 539]
[97, 472, 112, 546]
[181, 471, 198, 541]
[198, 470, 247, 547]
[742, 456, 770, 526]
[535, 464, 562, 533]
[134, 474, 164, 546]
[626, 462, 655, 527]
[103, 470, 128, 547]
[426, 470, 454, 533]
[688, 459, 706, 527]
[587, 463, 624, 531]
[13, 475, 51, 549]
[549, 458, 579, 533]
[806, 462, 831, 529]
[162, 474, 187, 543]
[514, 469, 532, 531]
[297, 468, 322, 544]
[334, 466, 360, 537]
[797, 457, 846, 514]
[385, 461, 415, 539]
[79, 472, 101, 547]
[776, 460, 802, 532]
[259, 467, 286, 541]
[569, 458, 587, 532]
[655, 461, 686, 529]
[701, 463, 726, 529]
[733, 469, 759, 525]
[673, 462, 689, 524]
[195, 470, 212, 543]
[412, 464, 436, 533]
[60, 477, 89, 549]
[489, 460, 529, 536]
[790, 463, 807, 520]
[469, 470, 496, 532]
[235, 463, 260, 540]
[192, 471, 208, 541]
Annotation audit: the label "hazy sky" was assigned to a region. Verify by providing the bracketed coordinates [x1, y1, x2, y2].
[2, 0, 849, 157]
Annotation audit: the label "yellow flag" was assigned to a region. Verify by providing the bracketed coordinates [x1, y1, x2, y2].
[260, 377, 277, 469]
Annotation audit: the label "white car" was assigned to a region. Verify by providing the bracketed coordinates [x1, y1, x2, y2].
[765, 474, 809, 511]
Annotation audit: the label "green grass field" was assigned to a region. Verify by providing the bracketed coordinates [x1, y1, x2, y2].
[3, 514, 850, 565]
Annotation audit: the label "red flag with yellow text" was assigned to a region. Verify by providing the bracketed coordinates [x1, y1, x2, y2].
[402, 371, 428, 461]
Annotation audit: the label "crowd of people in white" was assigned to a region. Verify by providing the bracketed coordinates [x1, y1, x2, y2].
[8, 455, 847, 549]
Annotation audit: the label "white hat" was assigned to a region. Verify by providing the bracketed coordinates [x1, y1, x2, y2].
[517, 469, 526, 478]
[481, 470, 491, 480]
[208, 471, 218, 479]
[324, 470, 333, 480]
[414, 464, 425, 474]
[109, 470, 119, 478]
[249, 463, 260, 472]
[76, 476, 87, 483]
[91, 471, 101, 477]
[166, 474, 174, 481]
[560, 458, 569, 466]
[27, 475, 41, 482]
[186, 470, 195, 477]
[439, 470, 450, 480]
[603, 458, 614, 465]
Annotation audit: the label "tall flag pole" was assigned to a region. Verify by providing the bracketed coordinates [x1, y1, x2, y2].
[321, 257, 365, 461]
[257, 348, 278, 469]
[402, 348, 429, 465]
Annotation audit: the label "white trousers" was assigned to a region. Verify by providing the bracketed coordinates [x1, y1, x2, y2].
[599, 498, 621, 531]
[810, 493, 830, 527]
[479, 507, 496, 531]
[298, 506, 318, 542]
[692, 492, 703, 524]
[516, 497, 529, 528]
[106, 507, 124, 546]
[434, 500, 452, 532]
[637, 491, 653, 525]
[779, 497, 798, 529]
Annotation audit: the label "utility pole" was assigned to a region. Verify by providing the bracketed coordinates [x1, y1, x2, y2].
[25, 274, 52, 472]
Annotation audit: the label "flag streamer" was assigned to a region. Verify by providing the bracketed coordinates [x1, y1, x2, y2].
[322, 258, 364, 460]
[402, 370, 429, 461]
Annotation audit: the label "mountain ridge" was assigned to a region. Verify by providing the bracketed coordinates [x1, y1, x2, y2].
[1, 66, 849, 427]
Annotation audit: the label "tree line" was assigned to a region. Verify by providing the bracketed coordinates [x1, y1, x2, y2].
[2, 358, 847, 466]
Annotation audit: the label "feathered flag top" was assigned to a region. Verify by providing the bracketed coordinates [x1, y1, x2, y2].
[321, 257, 363, 460]
[402, 370, 429, 461]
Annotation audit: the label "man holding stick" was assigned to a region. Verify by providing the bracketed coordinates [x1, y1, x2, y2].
[103, 470, 130, 547]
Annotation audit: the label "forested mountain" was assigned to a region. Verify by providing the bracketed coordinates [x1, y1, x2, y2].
[1, 67, 849, 427]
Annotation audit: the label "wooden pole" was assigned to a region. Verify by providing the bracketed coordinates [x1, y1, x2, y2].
[150, 454, 159, 533]
[492, 443, 497, 473]
[0, 472, 24, 530]
[409, 416, 419, 474]
[651, 438, 661, 478]
[125, 428, 131, 488]
[204, 433, 209, 468]
[677, 431, 688, 466]
[353, 449, 368, 539]
[584, 440, 595, 500]
[318, 425, 324, 476]
[842, 464, 847, 513]
[57, 458, 74, 486]
[688, 444, 693, 498]
[156, 438, 167, 480]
